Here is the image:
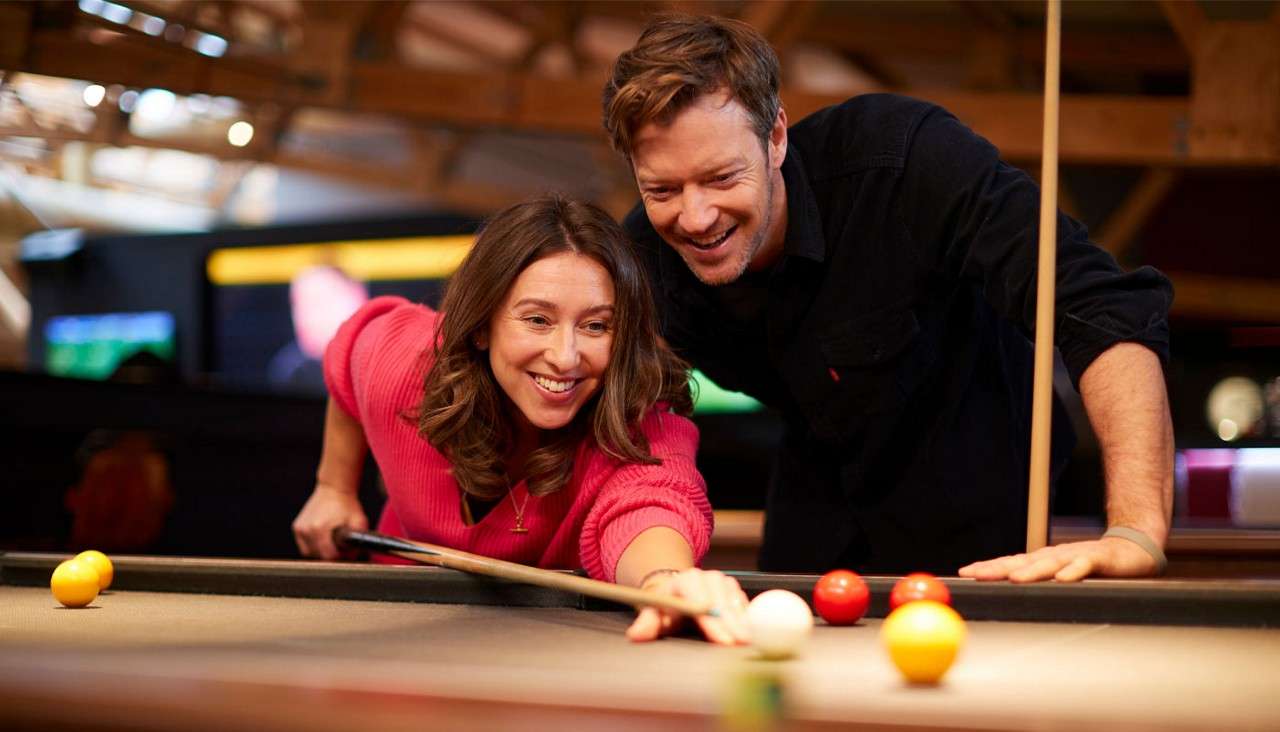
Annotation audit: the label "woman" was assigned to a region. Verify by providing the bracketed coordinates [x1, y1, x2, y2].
[292, 196, 748, 644]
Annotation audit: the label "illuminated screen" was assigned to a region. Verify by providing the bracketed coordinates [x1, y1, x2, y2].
[206, 236, 469, 396]
[44, 311, 176, 380]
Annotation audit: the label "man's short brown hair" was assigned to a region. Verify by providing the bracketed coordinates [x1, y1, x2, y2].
[602, 14, 781, 158]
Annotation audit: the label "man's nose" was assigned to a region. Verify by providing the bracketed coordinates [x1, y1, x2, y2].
[677, 188, 717, 235]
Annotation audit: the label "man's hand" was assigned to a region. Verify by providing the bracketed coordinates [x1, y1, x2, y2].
[958, 536, 1160, 583]
[626, 568, 751, 645]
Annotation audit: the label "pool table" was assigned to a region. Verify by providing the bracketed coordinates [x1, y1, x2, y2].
[2, 552, 1279, 731]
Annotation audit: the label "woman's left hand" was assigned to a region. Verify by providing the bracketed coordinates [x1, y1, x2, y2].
[626, 568, 751, 645]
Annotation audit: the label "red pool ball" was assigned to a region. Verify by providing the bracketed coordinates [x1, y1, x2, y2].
[889, 573, 951, 610]
[813, 569, 870, 625]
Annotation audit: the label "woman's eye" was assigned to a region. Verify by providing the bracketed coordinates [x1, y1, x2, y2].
[524, 315, 550, 327]
[583, 320, 611, 334]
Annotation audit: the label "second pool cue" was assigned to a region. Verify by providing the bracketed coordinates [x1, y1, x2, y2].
[1027, 0, 1062, 553]
[334, 527, 716, 618]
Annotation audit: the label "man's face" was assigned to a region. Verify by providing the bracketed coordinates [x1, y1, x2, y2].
[631, 91, 787, 286]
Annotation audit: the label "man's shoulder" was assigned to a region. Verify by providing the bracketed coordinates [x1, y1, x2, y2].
[790, 93, 947, 176]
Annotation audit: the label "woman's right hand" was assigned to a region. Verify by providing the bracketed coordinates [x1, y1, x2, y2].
[291, 484, 368, 560]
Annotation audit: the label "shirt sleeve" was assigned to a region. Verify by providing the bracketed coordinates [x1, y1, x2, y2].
[577, 409, 714, 583]
[897, 108, 1173, 387]
[323, 295, 413, 418]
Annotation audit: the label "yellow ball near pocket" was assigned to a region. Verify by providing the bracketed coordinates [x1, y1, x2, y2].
[881, 600, 966, 683]
[75, 550, 114, 590]
[51, 559, 100, 608]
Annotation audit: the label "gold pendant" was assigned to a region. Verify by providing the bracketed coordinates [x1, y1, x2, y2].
[510, 526, 528, 534]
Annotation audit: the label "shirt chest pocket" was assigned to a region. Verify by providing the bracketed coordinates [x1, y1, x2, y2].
[812, 309, 929, 434]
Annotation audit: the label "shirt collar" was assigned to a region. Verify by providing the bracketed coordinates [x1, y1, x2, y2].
[778, 145, 826, 264]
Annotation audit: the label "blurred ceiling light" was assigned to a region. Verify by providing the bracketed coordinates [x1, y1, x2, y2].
[186, 94, 211, 115]
[228, 121, 255, 147]
[77, 0, 106, 16]
[117, 89, 139, 113]
[1218, 419, 1240, 442]
[98, 1, 133, 25]
[135, 89, 177, 122]
[194, 33, 229, 58]
[1207, 376, 1264, 442]
[140, 14, 166, 36]
[82, 84, 106, 107]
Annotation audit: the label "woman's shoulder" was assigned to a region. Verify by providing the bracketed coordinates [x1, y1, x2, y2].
[342, 297, 440, 358]
[330, 296, 442, 408]
[636, 404, 699, 458]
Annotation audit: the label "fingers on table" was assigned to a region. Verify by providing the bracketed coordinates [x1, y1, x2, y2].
[630, 570, 750, 646]
[626, 606, 671, 642]
[678, 570, 750, 646]
[958, 553, 1031, 581]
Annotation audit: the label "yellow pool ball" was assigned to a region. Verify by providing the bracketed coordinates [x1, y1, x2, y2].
[75, 550, 114, 590]
[880, 600, 966, 684]
[51, 558, 100, 608]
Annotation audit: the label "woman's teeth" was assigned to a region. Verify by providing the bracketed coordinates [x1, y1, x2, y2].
[533, 375, 575, 393]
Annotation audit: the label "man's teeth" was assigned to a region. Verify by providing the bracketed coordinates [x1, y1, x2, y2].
[691, 229, 732, 247]
[534, 375, 575, 393]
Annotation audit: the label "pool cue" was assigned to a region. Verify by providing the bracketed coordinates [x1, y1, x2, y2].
[333, 527, 716, 617]
[1027, 0, 1062, 553]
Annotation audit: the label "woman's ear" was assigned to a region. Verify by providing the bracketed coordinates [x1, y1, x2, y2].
[473, 329, 489, 350]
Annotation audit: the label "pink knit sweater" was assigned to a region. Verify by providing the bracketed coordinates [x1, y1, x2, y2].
[324, 296, 713, 582]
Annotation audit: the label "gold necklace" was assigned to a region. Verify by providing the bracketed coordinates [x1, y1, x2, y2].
[508, 486, 531, 534]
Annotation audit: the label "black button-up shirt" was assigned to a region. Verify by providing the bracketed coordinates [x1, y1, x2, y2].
[624, 94, 1173, 573]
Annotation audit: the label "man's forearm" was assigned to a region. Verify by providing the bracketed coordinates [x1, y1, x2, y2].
[1078, 342, 1174, 545]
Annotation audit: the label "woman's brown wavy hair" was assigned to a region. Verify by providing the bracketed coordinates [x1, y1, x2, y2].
[416, 195, 693, 501]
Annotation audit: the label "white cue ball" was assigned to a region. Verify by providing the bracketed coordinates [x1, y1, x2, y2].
[746, 589, 814, 659]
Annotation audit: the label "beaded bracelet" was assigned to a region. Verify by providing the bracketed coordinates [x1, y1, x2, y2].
[1102, 526, 1168, 575]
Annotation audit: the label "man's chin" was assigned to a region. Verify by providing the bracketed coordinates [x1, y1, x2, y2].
[680, 251, 748, 286]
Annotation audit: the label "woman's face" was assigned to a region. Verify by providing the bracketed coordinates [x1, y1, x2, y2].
[481, 251, 615, 440]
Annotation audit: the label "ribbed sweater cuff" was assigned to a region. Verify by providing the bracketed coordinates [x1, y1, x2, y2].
[597, 506, 701, 584]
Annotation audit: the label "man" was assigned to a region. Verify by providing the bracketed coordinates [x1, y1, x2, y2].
[602, 15, 1174, 581]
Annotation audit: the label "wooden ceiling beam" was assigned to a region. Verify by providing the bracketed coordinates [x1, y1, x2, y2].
[1158, 2, 1280, 161]
[356, 0, 410, 62]
[804, 20, 1188, 74]
[0, 3, 33, 70]
[1095, 168, 1180, 263]
[1160, 0, 1206, 54]
[9, 33, 1277, 166]
[1165, 272, 1280, 323]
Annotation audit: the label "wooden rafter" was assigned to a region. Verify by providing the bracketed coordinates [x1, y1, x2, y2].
[356, 0, 410, 62]
[7, 29, 1235, 165]
[405, 13, 512, 67]
[1095, 168, 1180, 263]
[1166, 272, 1280, 323]
[1160, 0, 1206, 54]
[957, 0, 1019, 89]
[518, 2, 586, 73]
[805, 18, 1188, 74]
[763, 1, 821, 61]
